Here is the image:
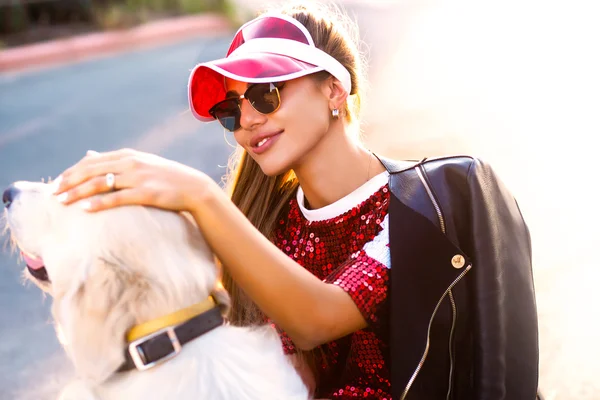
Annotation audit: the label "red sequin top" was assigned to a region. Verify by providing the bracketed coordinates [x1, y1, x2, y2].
[272, 172, 392, 399]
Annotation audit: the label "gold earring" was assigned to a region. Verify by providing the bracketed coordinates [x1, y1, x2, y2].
[332, 109, 340, 119]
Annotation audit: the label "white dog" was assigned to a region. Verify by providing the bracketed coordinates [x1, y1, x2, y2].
[3, 180, 309, 400]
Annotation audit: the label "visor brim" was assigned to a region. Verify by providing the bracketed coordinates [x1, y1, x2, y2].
[188, 53, 321, 121]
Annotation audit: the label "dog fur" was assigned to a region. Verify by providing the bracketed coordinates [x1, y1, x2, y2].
[4, 181, 309, 400]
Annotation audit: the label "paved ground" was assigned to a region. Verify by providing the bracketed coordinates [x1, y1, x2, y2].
[1, 0, 599, 399]
[0, 14, 232, 73]
[0, 34, 236, 399]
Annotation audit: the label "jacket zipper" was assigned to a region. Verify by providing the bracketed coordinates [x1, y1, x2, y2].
[399, 266, 471, 400]
[415, 167, 457, 399]
[417, 164, 456, 399]
[415, 166, 446, 233]
[400, 167, 467, 400]
[446, 291, 457, 400]
[417, 165, 459, 399]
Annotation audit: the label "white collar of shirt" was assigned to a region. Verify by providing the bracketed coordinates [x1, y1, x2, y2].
[296, 171, 389, 222]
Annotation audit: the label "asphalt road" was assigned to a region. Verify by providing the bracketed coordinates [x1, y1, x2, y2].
[0, 35, 236, 399]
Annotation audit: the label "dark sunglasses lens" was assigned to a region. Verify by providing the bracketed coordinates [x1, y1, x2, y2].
[210, 100, 240, 132]
[247, 83, 280, 114]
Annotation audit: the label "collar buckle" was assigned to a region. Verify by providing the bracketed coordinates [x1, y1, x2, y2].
[127, 326, 182, 371]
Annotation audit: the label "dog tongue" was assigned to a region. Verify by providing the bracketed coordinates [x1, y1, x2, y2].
[21, 252, 45, 270]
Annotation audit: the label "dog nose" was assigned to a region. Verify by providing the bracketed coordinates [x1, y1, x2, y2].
[2, 184, 20, 209]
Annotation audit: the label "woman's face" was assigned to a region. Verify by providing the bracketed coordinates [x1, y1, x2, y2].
[226, 76, 332, 176]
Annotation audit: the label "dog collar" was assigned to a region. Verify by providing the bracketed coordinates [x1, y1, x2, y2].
[118, 296, 224, 372]
[127, 296, 217, 342]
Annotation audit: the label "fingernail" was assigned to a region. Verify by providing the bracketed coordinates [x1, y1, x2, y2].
[51, 176, 62, 194]
[56, 192, 68, 203]
[87, 150, 100, 156]
[80, 201, 92, 210]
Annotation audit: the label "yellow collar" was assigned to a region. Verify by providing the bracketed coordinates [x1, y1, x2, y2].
[126, 296, 216, 342]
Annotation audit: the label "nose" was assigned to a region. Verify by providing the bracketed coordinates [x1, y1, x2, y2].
[2, 184, 20, 209]
[239, 99, 268, 130]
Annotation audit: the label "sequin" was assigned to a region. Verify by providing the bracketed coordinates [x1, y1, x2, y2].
[272, 184, 391, 399]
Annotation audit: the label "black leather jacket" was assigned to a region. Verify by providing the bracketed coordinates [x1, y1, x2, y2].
[378, 155, 539, 399]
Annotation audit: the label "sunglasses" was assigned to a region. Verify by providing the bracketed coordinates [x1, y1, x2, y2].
[208, 82, 285, 132]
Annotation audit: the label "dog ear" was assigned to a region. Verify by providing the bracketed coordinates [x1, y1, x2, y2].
[53, 257, 145, 384]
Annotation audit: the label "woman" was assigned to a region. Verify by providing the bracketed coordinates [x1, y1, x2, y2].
[52, 2, 540, 399]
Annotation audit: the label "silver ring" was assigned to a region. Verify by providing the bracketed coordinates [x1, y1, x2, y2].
[105, 173, 116, 191]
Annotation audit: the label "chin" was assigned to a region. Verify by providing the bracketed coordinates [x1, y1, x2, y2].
[253, 153, 296, 177]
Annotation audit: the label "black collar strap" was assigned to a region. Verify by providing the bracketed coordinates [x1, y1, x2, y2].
[118, 307, 224, 372]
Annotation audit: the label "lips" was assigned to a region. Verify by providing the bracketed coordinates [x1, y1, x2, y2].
[21, 251, 50, 282]
[250, 130, 283, 155]
[250, 130, 283, 148]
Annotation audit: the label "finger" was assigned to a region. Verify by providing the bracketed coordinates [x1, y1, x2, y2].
[56, 174, 113, 205]
[79, 188, 149, 212]
[58, 170, 137, 205]
[54, 158, 134, 195]
[54, 149, 138, 193]
[51, 152, 96, 191]
[84, 148, 137, 162]
[80, 148, 135, 163]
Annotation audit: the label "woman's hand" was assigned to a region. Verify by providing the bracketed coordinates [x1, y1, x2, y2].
[52, 148, 214, 213]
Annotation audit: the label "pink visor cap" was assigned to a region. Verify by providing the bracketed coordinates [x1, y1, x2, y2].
[187, 13, 352, 122]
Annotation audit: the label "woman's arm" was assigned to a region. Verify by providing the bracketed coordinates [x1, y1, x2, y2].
[191, 178, 367, 350]
[52, 149, 367, 349]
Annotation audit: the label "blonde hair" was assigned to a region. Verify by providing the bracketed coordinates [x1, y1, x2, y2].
[221, 1, 368, 324]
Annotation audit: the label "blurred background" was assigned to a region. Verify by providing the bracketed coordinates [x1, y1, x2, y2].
[0, 0, 234, 46]
[1, 0, 599, 398]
